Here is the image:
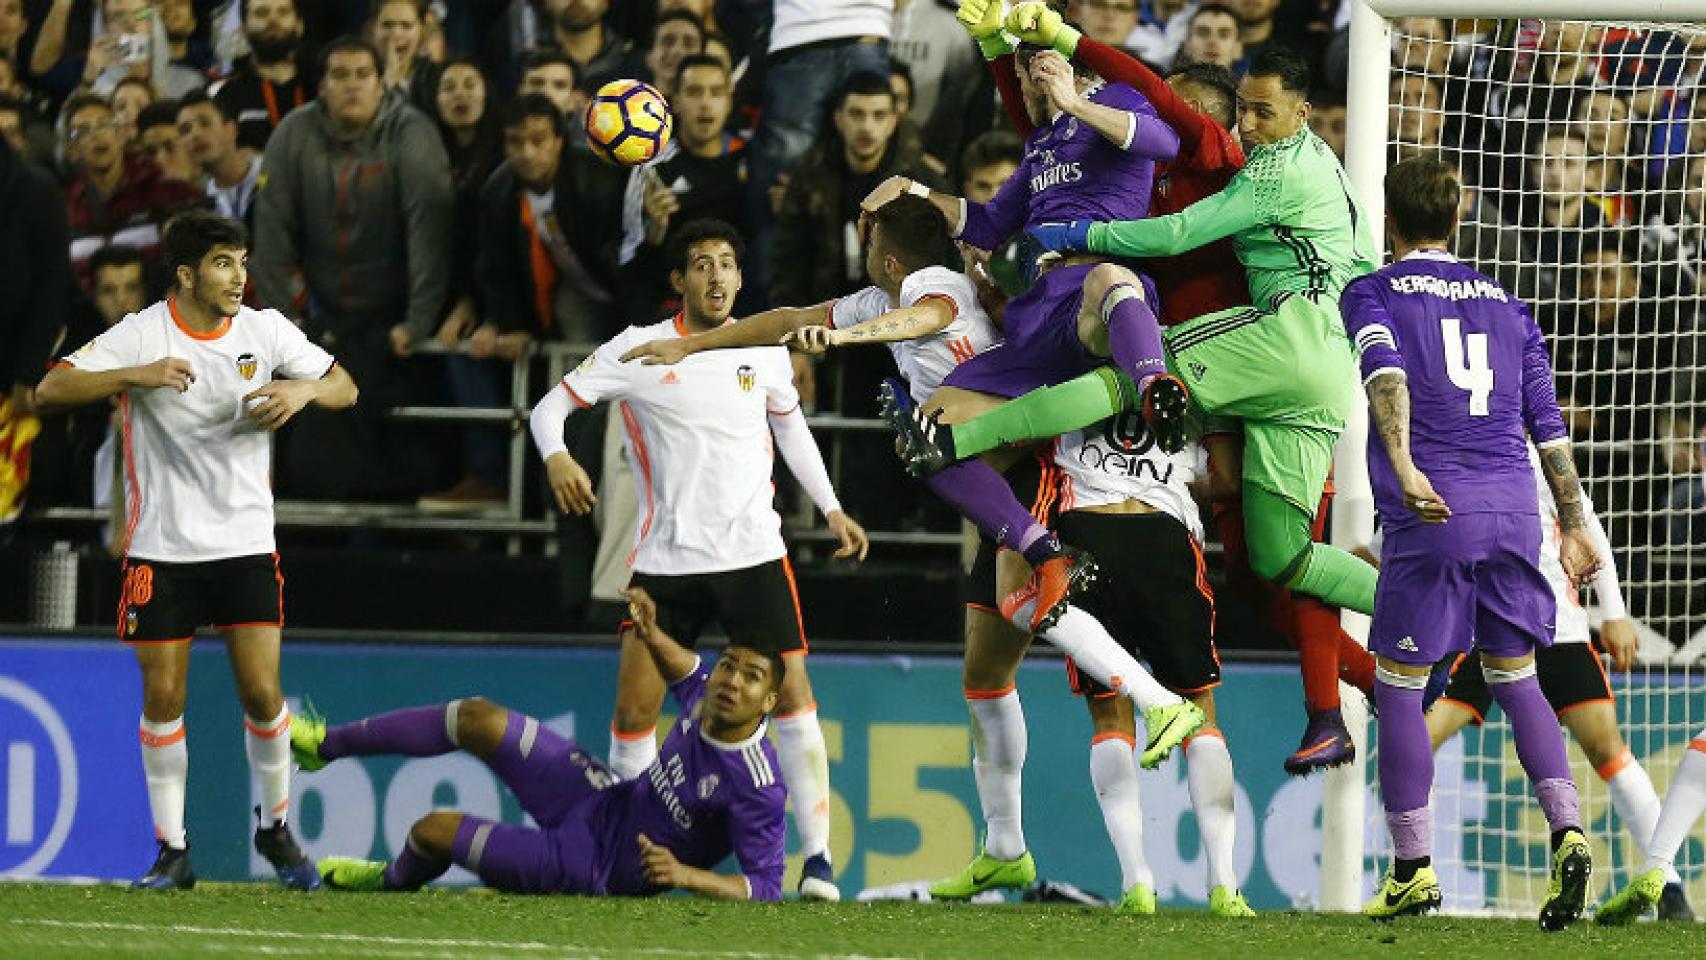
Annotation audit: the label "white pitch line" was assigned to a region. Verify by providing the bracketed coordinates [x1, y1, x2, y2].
[8, 919, 909, 960]
[13, 933, 504, 960]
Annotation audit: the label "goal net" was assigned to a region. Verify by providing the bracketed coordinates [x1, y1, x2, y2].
[1343, 8, 1706, 916]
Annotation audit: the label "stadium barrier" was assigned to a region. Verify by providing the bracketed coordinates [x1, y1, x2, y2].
[3, 634, 1701, 910]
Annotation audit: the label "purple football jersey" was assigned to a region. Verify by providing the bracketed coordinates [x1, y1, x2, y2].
[1340, 250, 1568, 532]
[592, 663, 788, 900]
[958, 81, 1177, 251]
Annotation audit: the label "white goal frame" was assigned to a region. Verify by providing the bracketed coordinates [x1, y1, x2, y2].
[1324, 0, 1706, 913]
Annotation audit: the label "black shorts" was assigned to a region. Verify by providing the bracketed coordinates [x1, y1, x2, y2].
[1057, 511, 1220, 696]
[963, 452, 1059, 612]
[1438, 643, 1615, 723]
[627, 558, 807, 657]
[118, 553, 284, 644]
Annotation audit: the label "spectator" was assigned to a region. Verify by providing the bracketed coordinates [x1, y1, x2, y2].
[1392, 15, 1451, 77]
[1077, 0, 1141, 54]
[619, 53, 745, 322]
[176, 89, 260, 225]
[157, 0, 209, 72]
[0, 133, 71, 420]
[211, 0, 311, 152]
[890, 0, 980, 126]
[135, 98, 195, 183]
[957, 129, 1024, 295]
[1388, 73, 1442, 161]
[1126, 0, 1196, 71]
[1575, 89, 1637, 225]
[1224, 0, 1279, 64]
[25, 0, 99, 100]
[636, 9, 703, 98]
[77, 0, 205, 99]
[885, 56, 944, 178]
[476, 93, 625, 350]
[110, 75, 153, 146]
[71, 244, 148, 536]
[251, 34, 452, 500]
[1642, 153, 1706, 298]
[1174, 4, 1242, 71]
[433, 55, 501, 195]
[518, 48, 587, 151]
[61, 91, 203, 290]
[1308, 88, 1345, 159]
[771, 70, 942, 309]
[371, 0, 439, 114]
[522, 0, 631, 93]
[744, 0, 891, 308]
[0, 0, 26, 66]
[1514, 128, 1607, 299]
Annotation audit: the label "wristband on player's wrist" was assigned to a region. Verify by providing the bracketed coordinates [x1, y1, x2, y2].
[977, 31, 1015, 60]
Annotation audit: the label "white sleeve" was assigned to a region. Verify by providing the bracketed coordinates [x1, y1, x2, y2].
[529, 383, 576, 460]
[268, 310, 336, 379]
[828, 287, 887, 331]
[768, 406, 841, 518]
[63, 314, 147, 372]
[1583, 495, 1628, 621]
[560, 331, 635, 408]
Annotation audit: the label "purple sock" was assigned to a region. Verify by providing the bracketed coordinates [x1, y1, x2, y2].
[925, 459, 1059, 560]
[1386, 808, 1433, 863]
[383, 836, 449, 890]
[1102, 284, 1167, 389]
[1488, 673, 1581, 831]
[321, 703, 458, 760]
[1374, 675, 1434, 832]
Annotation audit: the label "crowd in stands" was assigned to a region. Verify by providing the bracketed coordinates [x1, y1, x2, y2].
[2, 3, 1704, 602]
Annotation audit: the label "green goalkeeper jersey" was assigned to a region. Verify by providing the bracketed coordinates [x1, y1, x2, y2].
[1086, 127, 1378, 308]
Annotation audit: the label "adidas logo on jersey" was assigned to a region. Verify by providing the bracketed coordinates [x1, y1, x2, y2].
[659, 371, 680, 385]
[1397, 636, 1419, 652]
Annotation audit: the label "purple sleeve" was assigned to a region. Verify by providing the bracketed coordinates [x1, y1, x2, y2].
[1517, 300, 1568, 446]
[958, 159, 1030, 250]
[668, 662, 711, 714]
[1101, 85, 1178, 161]
[729, 786, 787, 901]
[1339, 275, 1405, 385]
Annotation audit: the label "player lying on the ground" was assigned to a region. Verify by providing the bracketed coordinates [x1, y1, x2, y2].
[1598, 726, 1706, 924]
[530, 219, 863, 900]
[294, 588, 788, 900]
[1347, 156, 1593, 930]
[982, 0, 1378, 775]
[36, 211, 359, 892]
[906, 42, 1378, 628]
[1422, 447, 1693, 921]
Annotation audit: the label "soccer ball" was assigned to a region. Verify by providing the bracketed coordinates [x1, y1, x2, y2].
[584, 79, 673, 166]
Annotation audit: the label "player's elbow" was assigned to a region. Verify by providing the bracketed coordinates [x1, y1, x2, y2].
[32, 370, 75, 414]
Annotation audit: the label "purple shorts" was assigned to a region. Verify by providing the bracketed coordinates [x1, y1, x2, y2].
[448, 721, 618, 894]
[1369, 512, 1556, 666]
[943, 262, 1158, 399]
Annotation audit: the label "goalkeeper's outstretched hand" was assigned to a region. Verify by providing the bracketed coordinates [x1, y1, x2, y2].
[1006, 1, 1080, 57]
[958, 0, 1014, 59]
[1027, 220, 1093, 253]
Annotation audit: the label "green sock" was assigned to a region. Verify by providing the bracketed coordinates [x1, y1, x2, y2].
[951, 367, 1136, 459]
[1291, 543, 1378, 615]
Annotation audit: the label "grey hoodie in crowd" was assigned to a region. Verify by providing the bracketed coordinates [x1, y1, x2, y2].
[251, 90, 452, 342]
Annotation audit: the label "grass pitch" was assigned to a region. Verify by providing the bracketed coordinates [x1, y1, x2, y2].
[3, 883, 1704, 959]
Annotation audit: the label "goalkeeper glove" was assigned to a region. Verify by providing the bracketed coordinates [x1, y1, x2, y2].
[1027, 220, 1094, 253]
[957, 0, 1015, 60]
[1007, 1, 1081, 58]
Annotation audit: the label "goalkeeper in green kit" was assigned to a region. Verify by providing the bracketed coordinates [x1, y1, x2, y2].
[895, 42, 1380, 616]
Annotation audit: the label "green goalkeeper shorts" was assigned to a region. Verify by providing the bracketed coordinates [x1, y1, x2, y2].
[1164, 292, 1359, 514]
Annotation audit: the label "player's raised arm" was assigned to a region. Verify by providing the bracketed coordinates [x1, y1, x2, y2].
[617, 303, 831, 365]
[1030, 171, 1262, 258]
[1028, 49, 1177, 161]
[624, 587, 698, 685]
[790, 297, 956, 353]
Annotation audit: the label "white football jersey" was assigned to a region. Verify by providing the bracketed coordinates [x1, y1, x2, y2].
[1052, 411, 1205, 541]
[63, 299, 335, 563]
[561, 315, 800, 576]
[1529, 445, 1590, 645]
[829, 266, 999, 403]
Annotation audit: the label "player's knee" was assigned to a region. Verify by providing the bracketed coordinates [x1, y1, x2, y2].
[1574, 725, 1626, 769]
[141, 675, 187, 719]
[1083, 262, 1141, 310]
[455, 698, 508, 751]
[1250, 539, 1309, 585]
[611, 704, 659, 736]
[237, 684, 283, 723]
[411, 813, 460, 857]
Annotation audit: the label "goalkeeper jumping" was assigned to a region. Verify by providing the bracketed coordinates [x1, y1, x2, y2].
[894, 33, 1380, 617]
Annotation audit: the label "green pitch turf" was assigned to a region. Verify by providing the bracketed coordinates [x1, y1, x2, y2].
[3, 883, 1704, 959]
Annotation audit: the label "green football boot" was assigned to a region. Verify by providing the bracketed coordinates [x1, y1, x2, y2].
[290, 702, 329, 772]
[1363, 865, 1443, 919]
[1539, 830, 1592, 932]
[317, 857, 388, 891]
[1139, 701, 1206, 769]
[1117, 883, 1157, 915]
[928, 848, 1037, 900]
[1596, 867, 1665, 926]
[1209, 885, 1256, 917]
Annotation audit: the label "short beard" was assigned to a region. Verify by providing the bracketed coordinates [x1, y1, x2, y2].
[555, 9, 600, 34]
[248, 32, 299, 65]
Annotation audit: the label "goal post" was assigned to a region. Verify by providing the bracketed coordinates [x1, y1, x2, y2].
[1327, 0, 1706, 915]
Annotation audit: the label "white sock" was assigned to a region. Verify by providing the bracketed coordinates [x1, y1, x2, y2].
[967, 687, 1027, 861]
[1040, 607, 1182, 710]
[139, 715, 188, 849]
[1089, 734, 1152, 893]
[773, 708, 833, 862]
[1645, 733, 1706, 875]
[244, 705, 292, 828]
[1186, 729, 1238, 892]
[1601, 750, 1682, 884]
[608, 725, 658, 781]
